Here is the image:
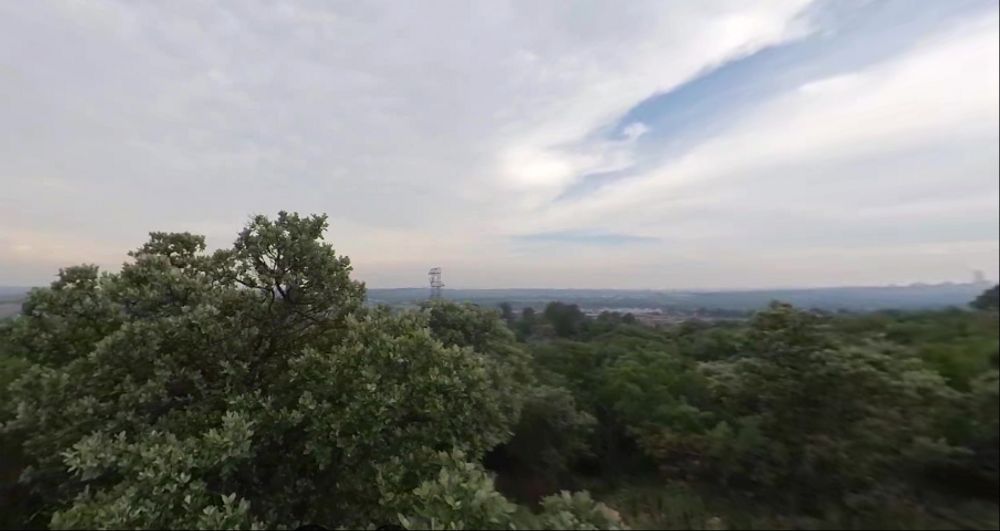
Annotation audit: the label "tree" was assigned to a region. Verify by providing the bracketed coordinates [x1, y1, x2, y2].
[421, 299, 532, 417]
[544, 302, 586, 338]
[495, 385, 596, 487]
[971, 284, 999, 312]
[691, 303, 961, 502]
[1, 213, 527, 529]
[498, 302, 516, 326]
[5, 264, 121, 366]
[515, 307, 537, 340]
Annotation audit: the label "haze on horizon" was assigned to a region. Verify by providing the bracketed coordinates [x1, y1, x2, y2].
[1, 0, 998, 290]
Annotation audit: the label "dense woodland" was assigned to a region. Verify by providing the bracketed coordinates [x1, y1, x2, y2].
[1, 213, 997, 530]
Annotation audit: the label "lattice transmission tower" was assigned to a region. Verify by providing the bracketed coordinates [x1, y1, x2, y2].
[428, 267, 444, 300]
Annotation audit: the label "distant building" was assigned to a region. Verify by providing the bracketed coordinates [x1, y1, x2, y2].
[973, 270, 988, 285]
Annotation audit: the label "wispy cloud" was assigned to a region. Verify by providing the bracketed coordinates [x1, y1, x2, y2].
[512, 230, 660, 247]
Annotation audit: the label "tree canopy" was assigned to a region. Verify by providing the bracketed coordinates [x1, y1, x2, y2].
[1, 213, 996, 530]
[0, 213, 621, 529]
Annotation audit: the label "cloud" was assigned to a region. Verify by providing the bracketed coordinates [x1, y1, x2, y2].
[512, 230, 659, 247]
[1, 0, 996, 288]
[530, 10, 999, 240]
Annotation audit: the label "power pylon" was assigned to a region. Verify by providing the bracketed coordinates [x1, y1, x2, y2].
[428, 267, 444, 299]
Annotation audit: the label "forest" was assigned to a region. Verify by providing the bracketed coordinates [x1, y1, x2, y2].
[1, 212, 997, 530]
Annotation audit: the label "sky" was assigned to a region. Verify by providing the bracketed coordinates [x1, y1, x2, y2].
[1, 0, 998, 290]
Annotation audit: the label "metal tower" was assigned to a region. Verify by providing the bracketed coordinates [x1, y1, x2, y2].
[428, 267, 444, 299]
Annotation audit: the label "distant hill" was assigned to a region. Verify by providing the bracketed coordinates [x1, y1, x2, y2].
[0, 286, 31, 300]
[1, 282, 993, 319]
[367, 282, 994, 313]
[0, 287, 31, 318]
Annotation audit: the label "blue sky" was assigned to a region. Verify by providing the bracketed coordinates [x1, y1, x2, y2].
[560, 0, 998, 200]
[1, 0, 997, 288]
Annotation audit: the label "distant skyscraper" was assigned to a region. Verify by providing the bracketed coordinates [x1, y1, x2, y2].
[973, 270, 987, 285]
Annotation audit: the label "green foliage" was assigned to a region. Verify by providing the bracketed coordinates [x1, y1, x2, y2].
[600, 484, 731, 530]
[515, 307, 537, 340]
[824, 303, 999, 489]
[394, 450, 521, 530]
[0, 326, 34, 529]
[612, 304, 961, 500]
[603, 482, 999, 530]
[2, 211, 997, 530]
[1, 212, 553, 529]
[394, 451, 626, 530]
[502, 385, 596, 482]
[971, 284, 999, 312]
[953, 369, 1000, 486]
[498, 303, 516, 326]
[834, 309, 999, 391]
[5, 265, 122, 366]
[699, 340, 959, 497]
[420, 300, 531, 447]
[51, 413, 262, 530]
[544, 302, 587, 338]
[602, 347, 710, 435]
[533, 491, 626, 530]
[670, 323, 745, 362]
[507, 299, 997, 525]
[422, 300, 522, 362]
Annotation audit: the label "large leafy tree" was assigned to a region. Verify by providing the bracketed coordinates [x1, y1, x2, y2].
[1, 213, 555, 529]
